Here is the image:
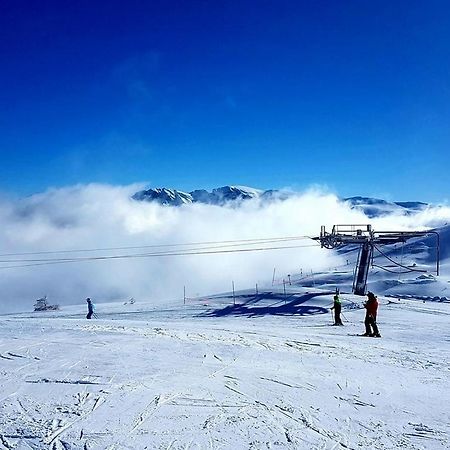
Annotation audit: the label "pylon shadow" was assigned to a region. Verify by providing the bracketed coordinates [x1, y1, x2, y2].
[199, 291, 331, 318]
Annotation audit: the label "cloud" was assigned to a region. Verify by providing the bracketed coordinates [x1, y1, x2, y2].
[0, 184, 448, 313]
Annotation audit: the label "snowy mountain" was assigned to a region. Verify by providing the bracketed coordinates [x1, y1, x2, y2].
[343, 196, 428, 218]
[133, 186, 429, 216]
[132, 185, 263, 206]
[131, 188, 193, 205]
[191, 185, 262, 204]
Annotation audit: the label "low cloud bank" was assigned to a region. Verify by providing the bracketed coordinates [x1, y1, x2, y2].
[0, 184, 448, 313]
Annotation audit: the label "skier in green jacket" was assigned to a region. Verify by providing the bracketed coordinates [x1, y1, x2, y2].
[331, 291, 343, 325]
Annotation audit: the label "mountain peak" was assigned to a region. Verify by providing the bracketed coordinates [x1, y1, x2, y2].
[133, 185, 264, 206]
[132, 188, 192, 205]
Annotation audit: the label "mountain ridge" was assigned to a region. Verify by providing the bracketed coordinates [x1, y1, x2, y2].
[132, 185, 430, 217]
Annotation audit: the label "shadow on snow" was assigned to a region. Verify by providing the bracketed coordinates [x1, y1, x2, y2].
[200, 291, 332, 318]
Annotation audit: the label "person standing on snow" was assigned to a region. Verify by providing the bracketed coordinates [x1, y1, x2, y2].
[331, 291, 343, 325]
[86, 298, 94, 319]
[363, 292, 381, 337]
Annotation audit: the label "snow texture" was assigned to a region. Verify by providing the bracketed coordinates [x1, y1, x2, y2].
[1, 285, 449, 449]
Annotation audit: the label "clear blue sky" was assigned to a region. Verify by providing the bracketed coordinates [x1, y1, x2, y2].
[1, 0, 449, 201]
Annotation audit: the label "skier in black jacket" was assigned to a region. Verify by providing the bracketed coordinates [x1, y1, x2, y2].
[331, 292, 343, 325]
[86, 298, 94, 319]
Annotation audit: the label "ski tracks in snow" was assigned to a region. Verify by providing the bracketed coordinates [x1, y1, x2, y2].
[1, 307, 449, 449]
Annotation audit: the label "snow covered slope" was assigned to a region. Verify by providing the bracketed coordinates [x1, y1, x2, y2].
[1, 219, 449, 448]
[0, 291, 449, 449]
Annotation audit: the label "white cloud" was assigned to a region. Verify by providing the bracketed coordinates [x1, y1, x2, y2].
[0, 184, 448, 313]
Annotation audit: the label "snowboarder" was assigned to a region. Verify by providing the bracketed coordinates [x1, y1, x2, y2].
[86, 298, 94, 319]
[331, 291, 343, 325]
[362, 292, 381, 337]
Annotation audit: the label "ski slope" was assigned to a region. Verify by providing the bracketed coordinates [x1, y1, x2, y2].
[1, 290, 449, 449]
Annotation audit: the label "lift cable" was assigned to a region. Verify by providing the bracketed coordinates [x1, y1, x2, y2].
[0, 235, 313, 258]
[0, 237, 315, 264]
[371, 264, 421, 275]
[373, 244, 427, 273]
[0, 242, 321, 270]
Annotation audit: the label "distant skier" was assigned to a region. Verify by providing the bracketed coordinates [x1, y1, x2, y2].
[331, 291, 343, 325]
[86, 298, 94, 319]
[362, 292, 381, 337]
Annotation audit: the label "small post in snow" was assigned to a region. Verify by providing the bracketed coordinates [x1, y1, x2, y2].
[255, 283, 258, 295]
[288, 274, 291, 285]
[272, 267, 276, 286]
[183, 285, 186, 306]
[283, 279, 287, 304]
[232, 281, 235, 306]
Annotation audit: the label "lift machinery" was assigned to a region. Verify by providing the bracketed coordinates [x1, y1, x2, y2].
[316, 224, 440, 295]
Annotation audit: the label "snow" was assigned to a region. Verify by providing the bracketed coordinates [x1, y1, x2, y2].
[1, 187, 449, 448]
[1, 289, 449, 449]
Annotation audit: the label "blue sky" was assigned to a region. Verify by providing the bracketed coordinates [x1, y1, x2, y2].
[1, 0, 449, 201]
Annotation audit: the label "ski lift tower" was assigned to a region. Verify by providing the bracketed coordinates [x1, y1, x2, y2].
[316, 224, 440, 295]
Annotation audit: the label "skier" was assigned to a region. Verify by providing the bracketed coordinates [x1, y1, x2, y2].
[362, 292, 381, 337]
[331, 291, 343, 325]
[86, 298, 94, 319]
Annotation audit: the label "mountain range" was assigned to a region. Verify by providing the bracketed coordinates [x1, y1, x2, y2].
[132, 185, 428, 217]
